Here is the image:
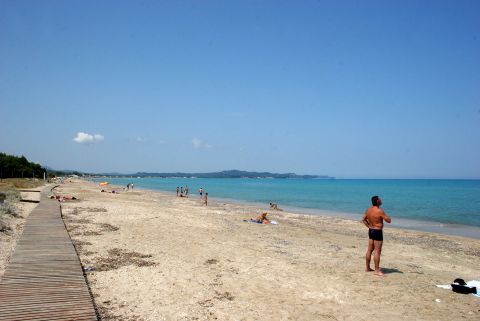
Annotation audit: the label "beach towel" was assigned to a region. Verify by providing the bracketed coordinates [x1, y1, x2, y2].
[243, 219, 278, 225]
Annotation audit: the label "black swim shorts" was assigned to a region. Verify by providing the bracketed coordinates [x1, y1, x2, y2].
[368, 228, 383, 241]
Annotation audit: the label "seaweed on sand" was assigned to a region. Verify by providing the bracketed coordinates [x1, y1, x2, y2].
[93, 248, 155, 271]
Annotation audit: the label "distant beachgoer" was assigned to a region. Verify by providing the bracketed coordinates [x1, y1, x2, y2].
[176, 187, 180, 197]
[50, 194, 77, 201]
[362, 195, 392, 277]
[126, 183, 130, 190]
[131, 183, 134, 189]
[204, 193, 208, 206]
[185, 186, 189, 196]
[199, 187, 203, 198]
[253, 212, 270, 224]
[180, 187, 184, 195]
[269, 202, 283, 211]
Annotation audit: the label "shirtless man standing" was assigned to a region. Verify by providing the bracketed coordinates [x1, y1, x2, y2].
[362, 195, 391, 276]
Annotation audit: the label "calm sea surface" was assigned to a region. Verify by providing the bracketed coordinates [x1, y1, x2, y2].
[93, 178, 480, 236]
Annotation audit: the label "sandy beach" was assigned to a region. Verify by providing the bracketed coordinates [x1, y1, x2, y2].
[5, 180, 480, 320]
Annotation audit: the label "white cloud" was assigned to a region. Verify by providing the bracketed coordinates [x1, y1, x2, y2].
[73, 132, 104, 144]
[192, 137, 202, 148]
[136, 137, 144, 142]
[192, 137, 211, 149]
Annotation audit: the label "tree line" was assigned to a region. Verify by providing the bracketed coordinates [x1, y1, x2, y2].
[0, 152, 46, 179]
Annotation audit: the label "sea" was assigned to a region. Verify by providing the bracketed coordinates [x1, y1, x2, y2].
[92, 178, 480, 239]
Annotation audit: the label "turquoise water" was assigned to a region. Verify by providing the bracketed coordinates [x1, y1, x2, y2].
[94, 178, 480, 228]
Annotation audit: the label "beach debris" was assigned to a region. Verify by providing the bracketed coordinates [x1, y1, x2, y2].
[435, 299, 441, 303]
[197, 299, 214, 308]
[98, 223, 120, 232]
[84, 266, 95, 273]
[93, 248, 155, 271]
[72, 239, 93, 251]
[73, 207, 107, 213]
[214, 290, 235, 301]
[66, 224, 81, 233]
[96, 303, 133, 321]
[205, 259, 218, 265]
[83, 230, 103, 236]
[67, 218, 93, 224]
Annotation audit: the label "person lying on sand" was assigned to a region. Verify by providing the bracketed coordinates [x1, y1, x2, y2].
[101, 189, 118, 194]
[50, 194, 77, 201]
[252, 212, 270, 224]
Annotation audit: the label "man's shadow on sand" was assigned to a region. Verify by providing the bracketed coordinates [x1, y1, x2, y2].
[381, 268, 403, 274]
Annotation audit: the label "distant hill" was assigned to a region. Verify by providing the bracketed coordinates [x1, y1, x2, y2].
[44, 166, 84, 177]
[99, 170, 333, 179]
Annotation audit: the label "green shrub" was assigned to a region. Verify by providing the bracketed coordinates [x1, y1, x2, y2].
[0, 189, 21, 218]
[0, 218, 11, 233]
[0, 203, 18, 217]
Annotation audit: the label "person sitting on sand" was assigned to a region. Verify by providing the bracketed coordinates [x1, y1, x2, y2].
[362, 195, 392, 276]
[269, 202, 283, 211]
[253, 212, 270, 224]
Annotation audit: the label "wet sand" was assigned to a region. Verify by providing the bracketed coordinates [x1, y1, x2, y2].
[46, 180, 480, 320]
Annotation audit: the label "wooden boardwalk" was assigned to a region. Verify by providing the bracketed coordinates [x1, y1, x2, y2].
[0, 189, 98, 321]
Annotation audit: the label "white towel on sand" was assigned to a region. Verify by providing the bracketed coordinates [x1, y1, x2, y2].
[466, 280, 480, 297]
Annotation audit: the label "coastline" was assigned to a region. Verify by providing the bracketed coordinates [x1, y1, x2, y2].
[92, 177, 480, 239]
[55, 179, 479, 320]
[109, 182, 480, 240]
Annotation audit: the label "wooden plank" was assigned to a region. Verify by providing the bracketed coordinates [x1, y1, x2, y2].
[0, 189, 98, 320]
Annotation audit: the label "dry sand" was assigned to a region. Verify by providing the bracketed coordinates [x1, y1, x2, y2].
[10, 180, 480, 320]
[0, 191, 40, 279]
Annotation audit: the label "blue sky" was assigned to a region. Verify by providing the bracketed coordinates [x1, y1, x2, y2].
[1, 0, 479, 178]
